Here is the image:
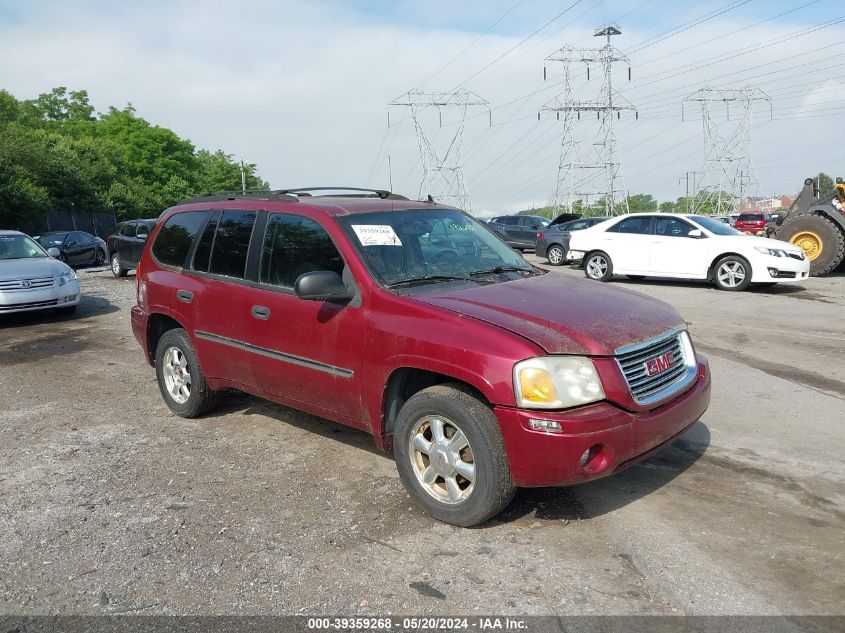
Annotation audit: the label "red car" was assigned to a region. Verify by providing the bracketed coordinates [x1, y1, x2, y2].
[734, 212, 768, 235]
[131, 188, 711, 526]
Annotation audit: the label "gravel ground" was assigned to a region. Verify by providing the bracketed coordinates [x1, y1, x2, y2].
[0, 262, 843, 616]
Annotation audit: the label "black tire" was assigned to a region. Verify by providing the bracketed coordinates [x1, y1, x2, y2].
[626, 275, 646, 280]
[776, 215, 845, 276]
[547, 244, 565, 266]
[712, 254, 752, 292]
[55, 305, 77, 316]
[111, 252, 127, 278]
[94, 249, 106, 266]
[155, 328, 219, 418]
[584, 251, 613, 282]
[394, 384, 515, 527]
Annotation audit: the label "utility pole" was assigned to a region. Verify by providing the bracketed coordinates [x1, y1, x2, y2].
[388, 89, 491, 212]
[679, 171, 699, 211]
[239, 155, 247, 194]
[540, 24, 637, 216]
[682, 86, 771, 215]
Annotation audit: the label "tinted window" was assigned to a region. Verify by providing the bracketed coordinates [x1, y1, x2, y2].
[192, 211, 220, 273]
[737, 213, 763, 222]
[209, 210, 256, 279]
[121, 223, 136, 237]
[260, 214, 344, 288]
[612, 217, 652, 235]
[152, 211, 209, 268]
[654, 217, 695, 237]
[568, 220, 590, 231]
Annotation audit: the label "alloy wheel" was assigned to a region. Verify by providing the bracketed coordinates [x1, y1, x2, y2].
[162, 346, 192, 404]
[408, 416, 475, 505]
[717, 261, 746, 288]
[587, 255, 608, 279]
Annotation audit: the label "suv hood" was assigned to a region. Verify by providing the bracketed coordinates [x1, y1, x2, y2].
[415, 272, 685, 356]
[0, 257, 69, 280]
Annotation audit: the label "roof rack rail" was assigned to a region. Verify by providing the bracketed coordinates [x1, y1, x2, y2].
[273, 187, 409, 201]
[178, 190, 299, 205]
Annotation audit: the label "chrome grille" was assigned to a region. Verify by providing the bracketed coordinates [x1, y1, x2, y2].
[616, 330, 697, 405]
[0, 276, 55, 292]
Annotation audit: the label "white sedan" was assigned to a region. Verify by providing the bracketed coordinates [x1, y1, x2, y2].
[566, 213, 810, 291]
[0, 230, 81, 315]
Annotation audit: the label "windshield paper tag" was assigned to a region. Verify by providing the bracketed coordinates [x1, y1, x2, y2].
[351, 225, 402, 246]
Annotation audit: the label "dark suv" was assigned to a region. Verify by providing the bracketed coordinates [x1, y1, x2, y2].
[487, 215, 549, 250]
[107, 219, 156, 277]
[131, 188, 711, 526]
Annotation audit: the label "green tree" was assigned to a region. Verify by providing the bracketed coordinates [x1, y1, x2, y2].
[626, 193, 658, 213]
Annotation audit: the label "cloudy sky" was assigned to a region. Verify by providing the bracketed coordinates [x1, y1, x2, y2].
[1, 0, 843, 214]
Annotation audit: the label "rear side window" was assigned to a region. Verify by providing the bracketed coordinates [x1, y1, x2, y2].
[209, 210, 256, 279]
[503, 217, 520, 226]
[611, 217, 652, 235]
[152, 211, 209, 268]
[192, 211, 220, 273]
[260, 214, 344, 289]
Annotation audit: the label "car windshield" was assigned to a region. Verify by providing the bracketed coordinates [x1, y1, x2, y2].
[37, 233, 69, 246]
[689, 215, 742, 236]
[337, 209, 540, 290]
[0, 235, 48, 259]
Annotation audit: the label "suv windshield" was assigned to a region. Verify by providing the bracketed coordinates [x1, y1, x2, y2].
[338, 209, 539, 290]
[0, 235, 48, 259]
[689, 215, 742, 236]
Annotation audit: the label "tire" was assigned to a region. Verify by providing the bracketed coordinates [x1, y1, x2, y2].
[776, 215, 845, 276]
[547, 244, 565, 266]
[111, 253, 127, 278]
[712, 255, 752, 292]
[626, 275, 646, 280]
[393, 384, 515, 527]
[155, 328, 219, 418]
[584, 251, 613, 282]
[94, 249, 106, 266]
[55, 305, 76, 316]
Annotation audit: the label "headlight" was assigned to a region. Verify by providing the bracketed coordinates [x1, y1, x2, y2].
[513, 356, 605, 409]
[55, 269, 78, 286]
[754, 246, 786, 257]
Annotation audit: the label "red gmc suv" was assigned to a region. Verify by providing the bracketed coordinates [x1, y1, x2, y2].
[131, 188, 711, 526]
[734, 212, 768, 235]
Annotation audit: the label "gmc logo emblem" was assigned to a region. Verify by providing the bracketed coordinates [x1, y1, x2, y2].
[644, 353, 675, 376]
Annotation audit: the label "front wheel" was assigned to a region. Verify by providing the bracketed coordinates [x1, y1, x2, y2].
[713, 255, 752, 291]
[584, 251, 613, 282]
[394, 385, 515, 527]
[111, 253, 127, 278]
[155, 328, 219, 418]
[547, 244, 565, 266]
[94, 249, 106, 266]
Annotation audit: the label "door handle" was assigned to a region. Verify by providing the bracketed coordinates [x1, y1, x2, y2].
[176, 290, 193, 303]
[251, 305, 270, 320]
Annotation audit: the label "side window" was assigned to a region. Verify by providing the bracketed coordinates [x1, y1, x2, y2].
[191, 211, 220, 273]
[260, 214, 344, 289]
[208, 211, 257, 279]
[654, 217, 694, 237]
[152, 211, 209, 268]
[121, 222, 136, 237]
[612, 217, 652, 235]
[503, 217, 520, 226]
[569, 220, 589, 231]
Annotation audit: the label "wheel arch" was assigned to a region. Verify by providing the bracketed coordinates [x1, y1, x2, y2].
[146, 312, 188, 365]
[707, 251, 751, 280]
[381, 366, 491, 446]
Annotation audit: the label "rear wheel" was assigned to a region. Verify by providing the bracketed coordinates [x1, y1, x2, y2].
[777, 215, 845, 276]
[713, 255, 752, 291]
[394, 385, 515, 527]
[94, 249, 105, 266]
[111, 253, 127, 278]
[155, 328, 219, 418]
[547, 244, 565, 266]
[584, 251, 613, 282]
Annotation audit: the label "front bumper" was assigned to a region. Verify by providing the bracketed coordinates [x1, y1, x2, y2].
[750, 254, 810, 282]
[495, 357, 711, 487]
[0, 281, 81, 314]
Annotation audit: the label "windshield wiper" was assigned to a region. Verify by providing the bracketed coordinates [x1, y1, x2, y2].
[467, 265, 533, 277]
[387, 275, 481, 289]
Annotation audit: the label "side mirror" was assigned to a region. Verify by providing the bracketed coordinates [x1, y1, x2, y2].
[137, 233, 149, 241]
[47, 247, 61, 258]
[688, 229, 704, 238]
[294, 271, 352, 302]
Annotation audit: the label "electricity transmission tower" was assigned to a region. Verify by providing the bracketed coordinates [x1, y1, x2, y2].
[540, 24, 637, 215]
[388, 89, 490, 212]
[682, 86, 772, 215]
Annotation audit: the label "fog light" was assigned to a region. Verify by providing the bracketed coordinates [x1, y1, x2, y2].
[529, 419, 562, 433]
[768, 268, 778, 277]
[579, 443, 609, 472]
